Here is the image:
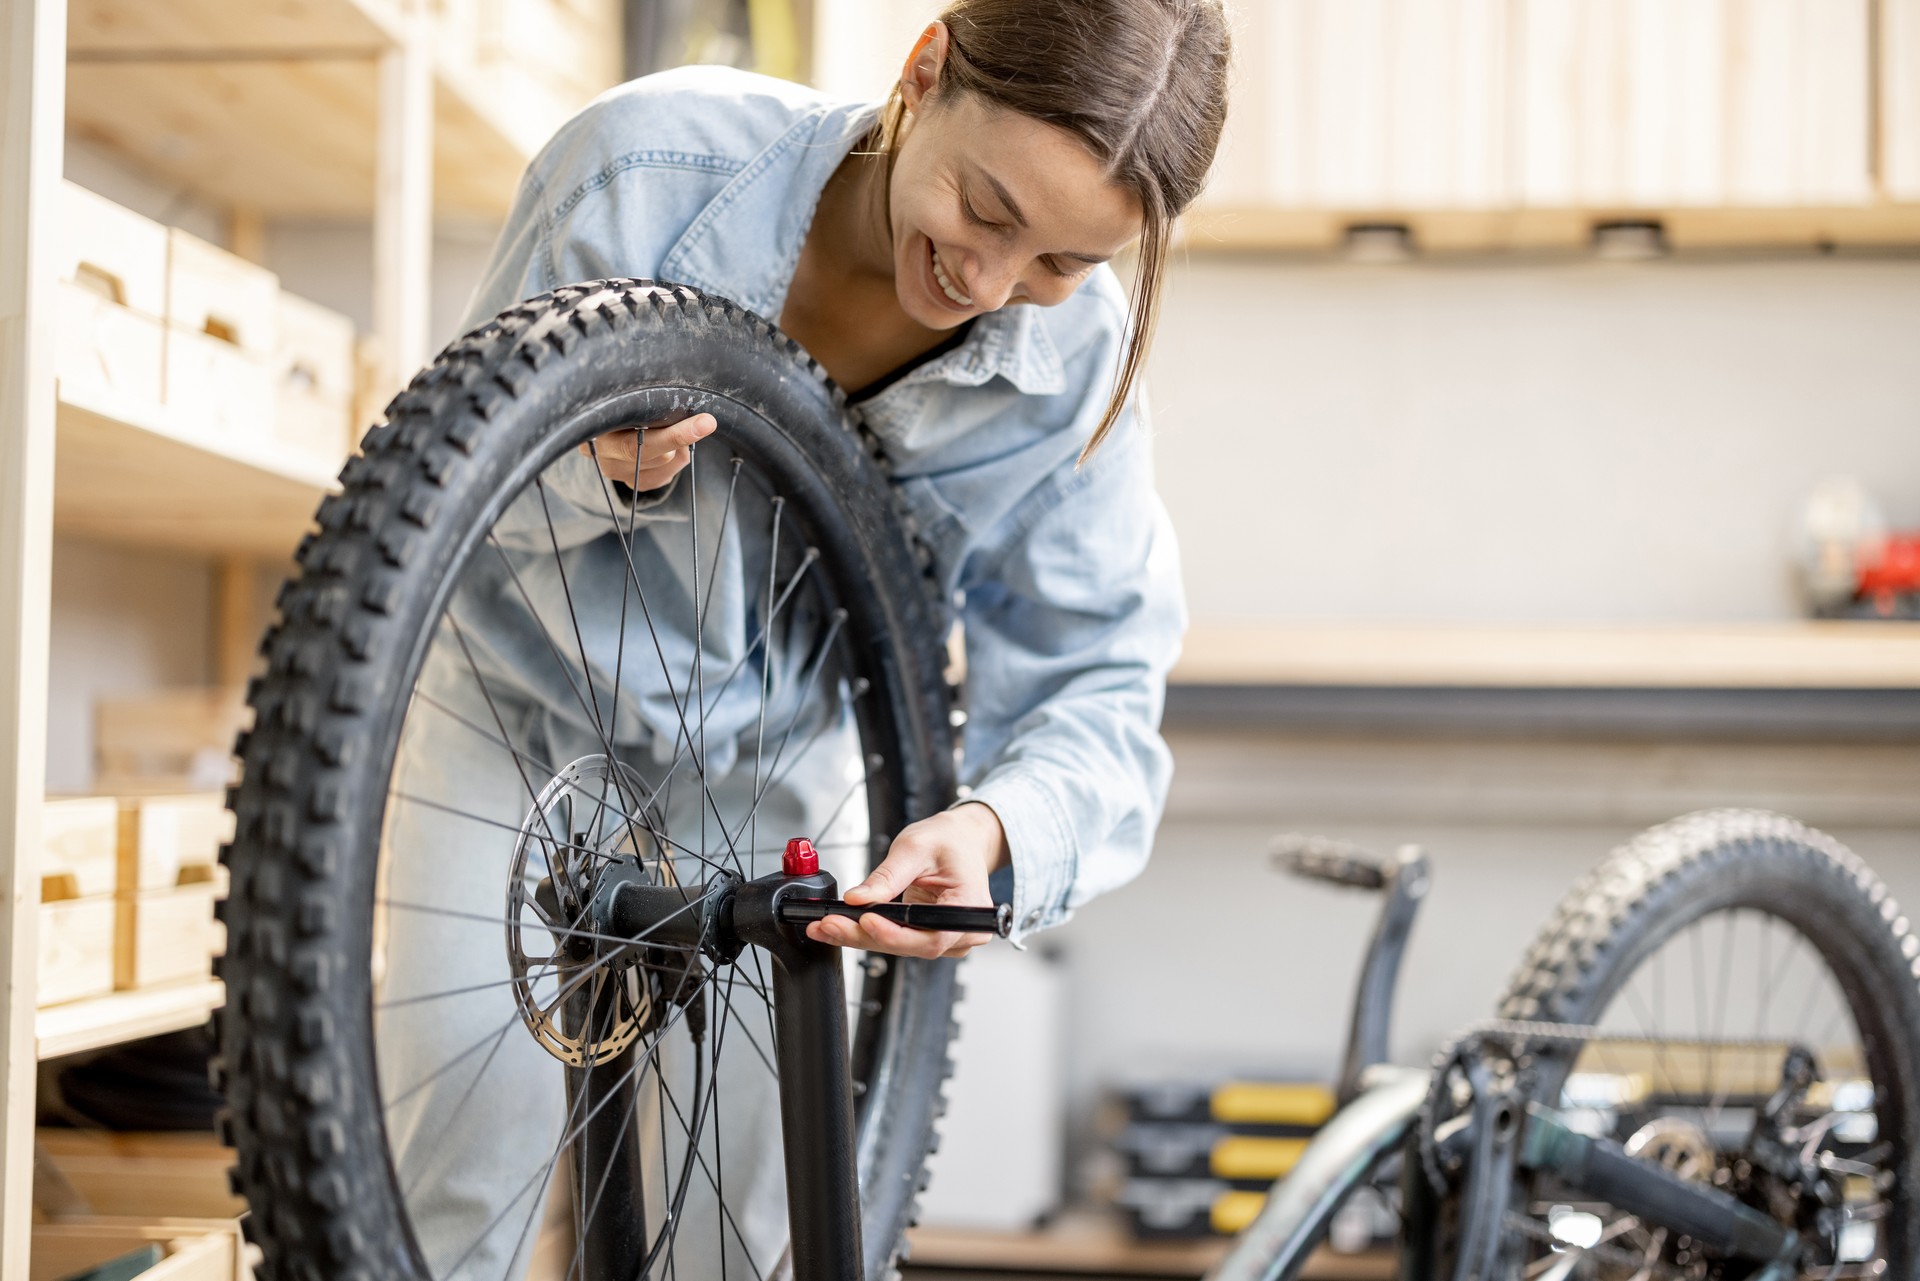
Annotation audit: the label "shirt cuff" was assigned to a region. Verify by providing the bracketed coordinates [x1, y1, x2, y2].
[958, 767, 1077, 946]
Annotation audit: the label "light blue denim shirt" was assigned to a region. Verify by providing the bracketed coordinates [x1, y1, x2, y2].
[456, 65, 1185, 941]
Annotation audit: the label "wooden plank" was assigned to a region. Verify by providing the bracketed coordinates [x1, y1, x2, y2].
[36, 1131, 245, 1221]
[64, 55, 526, 220]
[53, 384, 333, 559]
[1172, 622, 1920, 689]
[1177, 201, 1920, 252]
[0, 0, 68, 1269]
[1888, 0, 1920, 198]
[68, 0, 400, 54]
[35, 979, 224, 1061]
[31, 1217, 239, 1281]
[904, 1213, 1393, 1279]
[374, 24, 434, 396]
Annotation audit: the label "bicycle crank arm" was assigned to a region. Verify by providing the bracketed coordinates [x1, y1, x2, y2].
[1521, 1103, 1799, 1263]
[777, 898, 1014, 937]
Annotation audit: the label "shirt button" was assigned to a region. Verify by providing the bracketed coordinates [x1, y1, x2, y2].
[1023, 911, 1043, 929]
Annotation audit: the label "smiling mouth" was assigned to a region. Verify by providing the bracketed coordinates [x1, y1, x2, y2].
[929, 241, 973, 308]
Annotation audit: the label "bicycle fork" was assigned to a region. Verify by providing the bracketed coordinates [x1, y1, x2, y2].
[570, 837, 1009, 1281]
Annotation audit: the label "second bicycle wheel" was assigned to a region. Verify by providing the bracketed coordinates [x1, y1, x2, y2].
[1484, 810, 1920, 1279]
[217, 280, 961, 1281]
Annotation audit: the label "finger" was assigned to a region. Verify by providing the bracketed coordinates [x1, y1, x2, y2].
[805, 912, 951, 959]
[844, 849, 926, 906]
[640, 413, 716, 462]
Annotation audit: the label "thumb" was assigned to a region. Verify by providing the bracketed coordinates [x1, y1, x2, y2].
[844, 848, 923, 905]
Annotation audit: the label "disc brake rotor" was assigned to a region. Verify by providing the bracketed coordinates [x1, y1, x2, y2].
[505, 755, 676, 1066]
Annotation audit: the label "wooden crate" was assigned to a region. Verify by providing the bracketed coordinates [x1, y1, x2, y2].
[165, 326, 276, 446]
[54, 278, 167, 406]
[273, 292, 357, 468]
[165, 228, 278, 355]
[37, 1131, 246, 1222]
[31, 1217, 241, 1281]
[118, 793, 230, 895]
[57, 181, 168, 319]
[38, 894, 116, 1008]
[117, 880, 225, 992]
[43, 797, 120, 898]
[96, 687, 248, 795]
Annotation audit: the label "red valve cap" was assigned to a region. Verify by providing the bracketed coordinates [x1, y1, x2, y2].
[783, 837, 819, 877]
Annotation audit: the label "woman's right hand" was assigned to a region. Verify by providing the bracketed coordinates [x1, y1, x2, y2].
[579, 413, 717, 491]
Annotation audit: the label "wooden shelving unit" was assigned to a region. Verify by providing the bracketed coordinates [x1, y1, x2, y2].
[1173, 622, 1920, 689]
[0, 0, 620, 1266]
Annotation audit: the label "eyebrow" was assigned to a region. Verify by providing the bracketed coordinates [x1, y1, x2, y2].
[973, 165, 1113, 266]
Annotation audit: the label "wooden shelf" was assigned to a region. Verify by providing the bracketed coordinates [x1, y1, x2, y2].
[1179, 204, 1920, 254]
[1173, 622, 1920, 690]
[36, 979, 224, 1061]
[906, 1214, 1391, 1279]
[54, 383, 335, 559]
[65, 0, 532, 219]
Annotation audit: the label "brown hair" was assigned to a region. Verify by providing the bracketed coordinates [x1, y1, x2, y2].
[875, 0, 1231, 461]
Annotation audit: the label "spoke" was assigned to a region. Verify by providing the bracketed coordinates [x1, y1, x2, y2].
[438, 965, 716, 1281]
[718, 610, 847, 852]
[442, 613, 575, 865]
[379, 893, 708, 953]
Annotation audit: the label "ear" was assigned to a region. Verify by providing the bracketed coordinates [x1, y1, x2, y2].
[899, 21, 950, 114]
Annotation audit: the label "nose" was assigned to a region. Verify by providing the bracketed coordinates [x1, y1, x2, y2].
[960, 253, 1019, 312]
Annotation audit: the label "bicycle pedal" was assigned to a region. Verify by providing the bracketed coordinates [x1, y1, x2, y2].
[1270, 834, 1390, 890]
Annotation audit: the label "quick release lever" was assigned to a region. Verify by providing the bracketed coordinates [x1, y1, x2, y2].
[775, 838, 1014, 938]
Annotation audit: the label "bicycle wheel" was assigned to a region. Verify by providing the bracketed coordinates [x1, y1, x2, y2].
[215, 280, 961, 1281]
[1476, 810, 1920, 1278]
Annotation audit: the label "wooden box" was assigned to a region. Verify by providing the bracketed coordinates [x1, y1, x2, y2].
[39, 893, 116, 1007]
[31, 1217, 241, 1281]
[54, 279, 167, 406]
[273, 292, 357, 467]
[164, 326, 276, 446]
[37, 1131, 246, 1222]
[57, 181, 168, 319]
[119, 793, 230, 895]
[166, 227, 278, 355]
[42, 797, 120, 898]
[117, 880, 225, 992]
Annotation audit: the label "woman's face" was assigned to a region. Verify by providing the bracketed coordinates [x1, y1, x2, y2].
[887, 58, 1143, 330]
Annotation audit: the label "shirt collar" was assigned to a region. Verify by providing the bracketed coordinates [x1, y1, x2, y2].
[660, 101, 1068, 400]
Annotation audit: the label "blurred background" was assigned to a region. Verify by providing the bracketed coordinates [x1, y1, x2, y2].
[8, 0, 1920, 1276]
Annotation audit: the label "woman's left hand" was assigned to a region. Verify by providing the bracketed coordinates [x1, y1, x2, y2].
[804, 803, 1010, 958]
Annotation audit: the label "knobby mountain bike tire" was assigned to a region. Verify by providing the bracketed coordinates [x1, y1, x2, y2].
[214, 280, 962, 1281]
[1468, 809, 1920, 1277]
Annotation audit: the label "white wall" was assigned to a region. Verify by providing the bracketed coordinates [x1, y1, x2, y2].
[1147, 251, 1920, 623]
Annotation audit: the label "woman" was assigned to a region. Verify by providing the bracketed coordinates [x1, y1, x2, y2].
[474, 0, 1229, 957]
[387, 1, 1230, 1273]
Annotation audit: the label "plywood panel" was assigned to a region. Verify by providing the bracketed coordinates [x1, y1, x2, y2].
[1888, 0, 1920, 197]
[1259, 0, 1512, 210]
[1173, 622, 1920, 689]
[68, 0, 400, 53]
[53, 387, 334, 559]
[65, 57, 528, 219]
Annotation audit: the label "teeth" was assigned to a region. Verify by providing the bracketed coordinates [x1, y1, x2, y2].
[931, 247, 972, 306]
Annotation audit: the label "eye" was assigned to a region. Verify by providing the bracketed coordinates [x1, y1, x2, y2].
[959, 190, 1002, 231]
[1041, 255, 1088, 279]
